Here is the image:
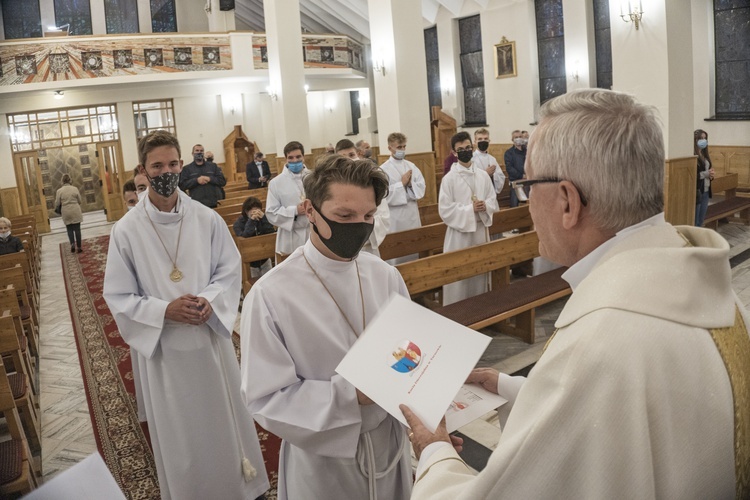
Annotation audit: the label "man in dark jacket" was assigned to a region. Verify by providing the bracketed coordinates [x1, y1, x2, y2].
[178, 144, 226, 208]
[246, 152, 272, 189]
[503, 130, 527, 207]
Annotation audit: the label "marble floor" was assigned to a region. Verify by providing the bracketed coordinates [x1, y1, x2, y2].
[33, 213, 750, 484]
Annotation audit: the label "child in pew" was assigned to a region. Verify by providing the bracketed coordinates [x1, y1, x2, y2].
[234, 196, 276, 278]
[0, 217, 24, 255]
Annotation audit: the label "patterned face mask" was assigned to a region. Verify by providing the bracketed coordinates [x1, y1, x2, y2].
[148, 172, 180, 198]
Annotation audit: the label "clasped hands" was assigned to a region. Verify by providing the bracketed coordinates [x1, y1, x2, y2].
[400, 367, 500, 459]
[166, 295, 213, 326]
[197, 175, 211, 185]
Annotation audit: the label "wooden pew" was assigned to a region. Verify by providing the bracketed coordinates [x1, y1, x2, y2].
[219, 187, 268, 205]
[0, 253, 38, 303]
[704, 173, 750, 229]
[236, 233, 277, 294]
[419, 204, 441, 225]
[396, 231, 571, 343]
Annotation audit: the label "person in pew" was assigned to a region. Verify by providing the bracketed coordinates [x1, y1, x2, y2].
[472, 128, 506, 194]
[266, 141, 311, 263]
[694, 128, 715, 227]
[336, 139, 391, 257]
[133, 166, 149, 200]
[234, 196, 276, 278]
[205, 151, 215, 163]
[0, 217, 24, 255]
[246, 152, 272, 190]
[122, 180, 139, 211]
[178, 143, 227, 209]
[381, 132, 426, 265]
[439, 131, 499, 305]
[504, 129, 527, 207]
[240, 154, 413, 500]
[401, 89, 749, 499]
[103, 130, 269, 500]
[355, 139, 377, 165]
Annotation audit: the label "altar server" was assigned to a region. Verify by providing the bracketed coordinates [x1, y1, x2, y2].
[439, 131, 499, 305]
[241, 155, 413, 500]
[401, 89, 749, 500]
[380, 132, 426, 264]
[103, 130, 268, 500]
[266, 141, 311, 262]
[471, 128, 506, 194]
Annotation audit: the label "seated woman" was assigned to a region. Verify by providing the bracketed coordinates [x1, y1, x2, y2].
[0, 217, 24, 255]
[233, 196, 276, 278]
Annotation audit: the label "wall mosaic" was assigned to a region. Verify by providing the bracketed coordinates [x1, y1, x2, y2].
[40, 141, 104, 217]
[0, 35, 232, 86]
[252, 35, 364, 72]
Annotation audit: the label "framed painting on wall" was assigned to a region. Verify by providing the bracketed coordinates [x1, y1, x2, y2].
[494, 37, 517, 79]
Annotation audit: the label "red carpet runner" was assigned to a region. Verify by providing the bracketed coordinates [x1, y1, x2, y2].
[61, 235, 280, 499]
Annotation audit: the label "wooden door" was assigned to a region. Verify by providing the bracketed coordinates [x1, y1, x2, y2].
[430, 106, 457, 179]
[96, 141, 126, 221]
[13, 152, 50, 233]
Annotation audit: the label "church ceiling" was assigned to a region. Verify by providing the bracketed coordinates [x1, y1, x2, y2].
[234, 0, 492, 42]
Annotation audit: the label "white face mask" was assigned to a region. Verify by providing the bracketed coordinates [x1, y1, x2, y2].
[0, 231, 10, 239]
[137, 189, 148, 201]
[127, 205, 136, 211]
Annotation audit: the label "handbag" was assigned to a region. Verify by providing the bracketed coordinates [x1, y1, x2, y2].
[55, 202, 62, 214]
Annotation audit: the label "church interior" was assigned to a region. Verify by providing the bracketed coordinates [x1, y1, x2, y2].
[0, 0, 749, 497]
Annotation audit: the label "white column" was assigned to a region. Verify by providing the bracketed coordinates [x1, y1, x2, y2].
[207, 0, 236, 32]
[263, 0, 310, 155]
[435, 8, 459, 120]
[0, 115, 16, 188]
[368, 0, 432, 153]
[116, 102, 139, 170]
[610, 0, 694, 157]
[90, 0, 107, 34]
[39, 0, 55, 32]
[137, 0, 153, 33]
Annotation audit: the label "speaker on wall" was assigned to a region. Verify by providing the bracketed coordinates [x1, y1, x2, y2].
[219, 0, 235, 10]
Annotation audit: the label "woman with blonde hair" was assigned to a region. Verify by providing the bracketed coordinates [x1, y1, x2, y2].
[55, 173, 84, 252]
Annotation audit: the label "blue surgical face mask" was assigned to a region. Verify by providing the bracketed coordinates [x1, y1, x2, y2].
[287, 161, 304, 173]
[393, 150, 406, 160]
[697, 139, 708, 150]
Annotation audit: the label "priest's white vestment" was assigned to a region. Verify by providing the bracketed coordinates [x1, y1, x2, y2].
[471, 150, 506, 194]
[439, 164, 499, 305]
[380, 157, 426, 265]
[411, 223, 742, 499]
[240, 239, 413, 500]
[266, 167, 310, 258]
[361, 198, 390, 257]
[103, 191, 269, 500]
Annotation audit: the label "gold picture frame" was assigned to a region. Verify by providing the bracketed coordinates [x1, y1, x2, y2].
[494, 37, 517, 79]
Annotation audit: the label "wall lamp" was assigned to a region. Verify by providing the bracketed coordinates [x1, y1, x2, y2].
[53, 90, 65, 99]
[265, 86, 278, 101]
[373, 59, 385, 76]
[620, 1, 644, 30]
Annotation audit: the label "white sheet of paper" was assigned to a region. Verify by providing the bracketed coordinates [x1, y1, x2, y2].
[24, 452, 125, 500]
[336, 294, 492, 432]
[445, 384, 508, 433]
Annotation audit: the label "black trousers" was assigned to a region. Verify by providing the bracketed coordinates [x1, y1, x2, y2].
[66, 223, 82, 248]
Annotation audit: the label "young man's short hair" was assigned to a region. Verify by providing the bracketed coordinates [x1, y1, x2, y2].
[387, 132, 407, 145]
[474, 128, 489, 137]
[283, 141, 305, 157]
[451, 131, 473, 151]
[122, 180, 137, 196]
[335, 139, 356, 152]
[254, 152, 264, 160]
[304, 155, 389, 209]
[138, 130, 182, 167]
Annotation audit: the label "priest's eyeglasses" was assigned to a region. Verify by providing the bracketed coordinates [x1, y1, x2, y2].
[511, 178, 588, 207]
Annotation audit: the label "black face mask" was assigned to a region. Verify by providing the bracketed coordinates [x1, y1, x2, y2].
[457, 150, 474, 163]
[312, 206, 374, 260]
[477, 141, 489, 152]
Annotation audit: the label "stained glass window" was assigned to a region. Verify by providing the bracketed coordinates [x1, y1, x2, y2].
[592, 0, 612, 90]
[1, 0, 42, 39]
[424, 26, 443, 112]
[151, 0, 177, 33]
[458, 15, 486, 126]
[104, 0, 139, 34]
[535, 0, 567, 103]
[54, 0, 92, 36]
[713, 0, 750, 119]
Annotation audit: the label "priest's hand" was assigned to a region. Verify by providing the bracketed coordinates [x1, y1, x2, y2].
[400, 405, 453, 460]
[466, 367, 500, 394]
[165, 295, 204, 325]
[356, 389, 374, 405]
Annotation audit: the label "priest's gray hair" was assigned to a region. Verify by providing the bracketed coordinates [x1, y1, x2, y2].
[305, 155, 389, 209]
[529, 89, 664, 232]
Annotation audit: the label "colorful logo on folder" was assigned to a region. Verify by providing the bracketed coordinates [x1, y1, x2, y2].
[390, 341, 422, 373]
